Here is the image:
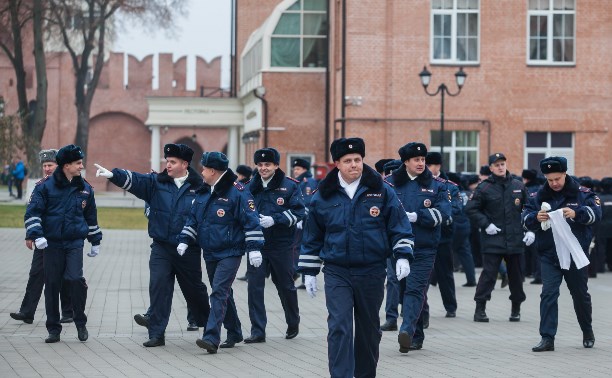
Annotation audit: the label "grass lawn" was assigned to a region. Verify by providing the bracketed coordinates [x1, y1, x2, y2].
[0, 205, 147, 230]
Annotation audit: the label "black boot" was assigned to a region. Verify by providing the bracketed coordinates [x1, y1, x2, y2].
[583, 331, 595, 348]
[532, 338, 554, 352]
[509, 302, 521, 322]
[474, 302, 489, 322]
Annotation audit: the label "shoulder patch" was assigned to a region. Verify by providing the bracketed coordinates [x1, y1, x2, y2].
[530, 192, 537, 197]
[244, 179, 252, 185]
[35, 176, 50, 185]
[579, 186, 592, 193]
[287, 176, 300, 183]
[446, 179, 458, 187]
[233, 182, 245, 191]
[433, 176, 447, 183]
[383, 179, 394, 187]
[594, 196, 601, 206]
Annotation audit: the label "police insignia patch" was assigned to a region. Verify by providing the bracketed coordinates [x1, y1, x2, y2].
[514, 198, 520, 206]
[370, 206, 380, 217]
[248, 199, 255, 211]
[424, 199, 431, 208]
[82, 200, 87, 209]
[595, 196, 601, 206]
[306, 187, 312, 195]
[447, 192, 452, 201]
[217, 209, 225, 217]
[277, 197, 285, 205]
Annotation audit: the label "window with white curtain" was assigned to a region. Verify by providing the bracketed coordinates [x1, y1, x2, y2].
[527, 0, 575, 65]
[271, 0, 328, 68]
[430, 0, 480, 64]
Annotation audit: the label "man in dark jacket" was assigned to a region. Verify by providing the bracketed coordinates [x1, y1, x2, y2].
[595, 177, 612, 271]
[11, 149, 74, 325]
[522, 168, 543, 283]
[178, 151, 264, 354]
[465, 153, 529, 322]
[292, 158, 318, 288]
[24, 144, 102, 343]
[299, 137, 414, 378]
[245, 148, 305, 343]
[522, 157, 601, 352]
[95, 143, 211, 347]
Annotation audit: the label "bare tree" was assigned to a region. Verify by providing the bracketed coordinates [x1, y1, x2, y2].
[46, 0, 186, 162]
[0, 0, 47, 174]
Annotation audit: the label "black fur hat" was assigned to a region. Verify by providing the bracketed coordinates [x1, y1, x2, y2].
[56, 145, 85, 166]
[164, 143, 194, 163]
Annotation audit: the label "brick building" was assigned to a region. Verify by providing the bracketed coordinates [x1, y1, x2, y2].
[236, 0, 612, 178]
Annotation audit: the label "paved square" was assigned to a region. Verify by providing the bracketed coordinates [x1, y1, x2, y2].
[1, 228, 611, 377]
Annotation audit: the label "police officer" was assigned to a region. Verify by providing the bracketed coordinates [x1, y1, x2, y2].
[465, 153, 528, 323]
[425, 152, 459, 319]
[522, 157, 601, 351]
[292, 158, 318, 288]
[245, 148, 305, 343]
[24, 144, 102, 343]
[374, 159, 394, 177]
[236, 165, 253, 184]
[452, 173, 477, 287]
[11, 149, 74, 325]
[387, 143, 451, 352]
[522, 169, 543, 284]
[380, 158, 405, 332]
[95, 144, 210, 347]
[596, 178, 612, 271]
[299, 137, 414, 378]
[178, 152, 264, 354]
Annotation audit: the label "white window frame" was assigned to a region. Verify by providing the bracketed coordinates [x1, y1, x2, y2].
[430, 0, 480, 65]
[430, 130, 480, 174]
[269, 0, 328, 70]
[524, 132, 575, 174]
[526, 0, 576, 66]
[286, 153, 315, 178]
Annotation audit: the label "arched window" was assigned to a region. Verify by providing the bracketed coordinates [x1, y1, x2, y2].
[271, 0, 328, 68]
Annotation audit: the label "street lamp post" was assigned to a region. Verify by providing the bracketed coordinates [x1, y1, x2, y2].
[419, 66, 467, 163]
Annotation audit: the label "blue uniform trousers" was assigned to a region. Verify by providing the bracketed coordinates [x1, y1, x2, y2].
[539, 254, 592, 340]
[43, 247, 87, 335]
[324, 264, 385, 378]
[202, 256, 243, 346]
[431, 242, 457, 313]
[20, 248, 72, 319]
[474, 253, 525, 304]
[148, 241, 210, 339]
[399, 248, 436, 339]
[384, 258, 400, 322]
[247, 244, 300, 337]
[452, 229, 476, 285]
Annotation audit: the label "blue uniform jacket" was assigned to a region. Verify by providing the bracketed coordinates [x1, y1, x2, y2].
[247, 169, 306, 246]
[298, 164, 414, 276]
[296, 170, 318, 207]
[108, 166, 202, 245]
[522, 176, 601, 257]
[179, 169, 264, 261]
[437, 174, 463, 243]
[386, 166, 451, 251]
[24, 169, 102, 249]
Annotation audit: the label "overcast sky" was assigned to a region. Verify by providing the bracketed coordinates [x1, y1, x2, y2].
[114, 0, 232, 89]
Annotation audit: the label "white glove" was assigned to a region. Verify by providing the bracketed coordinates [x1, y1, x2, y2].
[94, 163, 113, 179]
[177, 243, 188, 256]
[249, 251, 263, 267]
[305, 275, 318, 298]
[406, 212, 418, 223]
[485, 223, 501, 235]
[34, 237, 48, 250]
[259, 215, 275, 228]
[541, 202, 551, 231]
[396, 258, 411, 280]
[523, 231, 535, 246]
[87, 244, 100, 257]
[296, 220, 303, 230]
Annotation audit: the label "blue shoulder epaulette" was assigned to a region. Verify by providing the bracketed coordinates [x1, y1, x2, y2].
[35, 176, 50, 185]
[579, 186, 592, 193]
[446, 179, 459, 187]
[383, 179, 394, 187]
[530, 191, 537, 197]
[433, 176, 447, 183]
[287, 176, 300, 183]
[233, 181, 245, 191]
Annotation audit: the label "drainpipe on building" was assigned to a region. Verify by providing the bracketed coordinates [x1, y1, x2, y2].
[341, 0, 347, 138]
[254, 87, 268, 148]
[324, 0, 331, 161]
